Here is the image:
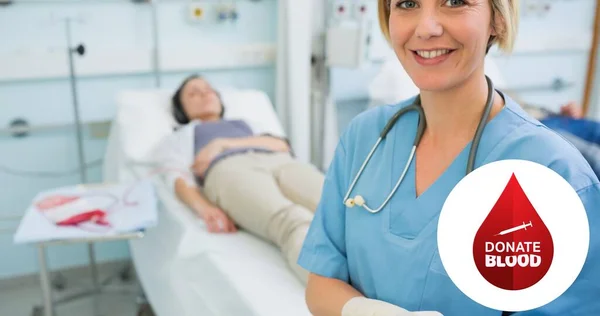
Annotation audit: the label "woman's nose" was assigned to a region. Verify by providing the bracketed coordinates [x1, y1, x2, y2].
[415, 11, 443, 40]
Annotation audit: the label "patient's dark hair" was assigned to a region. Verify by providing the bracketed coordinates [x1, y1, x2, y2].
[171, 74, 225, 125]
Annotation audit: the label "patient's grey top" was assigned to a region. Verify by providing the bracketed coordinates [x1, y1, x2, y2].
[193, 119, 275, 185]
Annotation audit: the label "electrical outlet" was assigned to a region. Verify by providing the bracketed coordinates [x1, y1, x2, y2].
[188, 3, 207, 22]
[215, 3, 238, 23]
[89, 121, 111, 139]
[522, 0, 551, 17]
[228, 3, 239, 22]
[332, 1, 351, 21]
[353, 1, 369, 20]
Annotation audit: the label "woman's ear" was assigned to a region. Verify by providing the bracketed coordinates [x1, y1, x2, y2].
[490, 11, 506, 38]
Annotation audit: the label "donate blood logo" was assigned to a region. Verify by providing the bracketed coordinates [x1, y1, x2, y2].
[473, 174, 554, 291]
[437, 160, 589, 312]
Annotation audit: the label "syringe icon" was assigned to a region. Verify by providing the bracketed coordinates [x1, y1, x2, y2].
[495, 221, 533, 236]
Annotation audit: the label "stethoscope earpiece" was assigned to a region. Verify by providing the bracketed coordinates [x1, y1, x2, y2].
[345, 198, 355, 208]
[344, 195, 365, 208]
[354, 195, 365, 207]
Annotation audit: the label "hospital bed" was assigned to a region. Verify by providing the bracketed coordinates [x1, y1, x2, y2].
[102, 87, 311, 316]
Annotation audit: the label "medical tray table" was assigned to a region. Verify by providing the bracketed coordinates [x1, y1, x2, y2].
[32, 231, 145, 316]
[14, 181, 157, 316]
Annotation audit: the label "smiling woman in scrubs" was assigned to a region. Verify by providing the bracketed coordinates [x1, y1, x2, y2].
[297, 0, 600, 315]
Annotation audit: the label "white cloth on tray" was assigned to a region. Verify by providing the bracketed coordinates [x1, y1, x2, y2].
[13, 180, 157, 244]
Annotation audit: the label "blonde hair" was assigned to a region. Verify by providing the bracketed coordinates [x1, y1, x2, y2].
[378, 0, 519, 53]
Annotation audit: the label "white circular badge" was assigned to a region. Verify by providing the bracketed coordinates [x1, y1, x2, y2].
[437, 159, 590, 312]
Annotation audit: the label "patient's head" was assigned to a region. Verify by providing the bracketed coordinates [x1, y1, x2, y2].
[172, 75, 225, 124]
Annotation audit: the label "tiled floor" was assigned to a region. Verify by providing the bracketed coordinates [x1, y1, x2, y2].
[0, 267, 143, 316]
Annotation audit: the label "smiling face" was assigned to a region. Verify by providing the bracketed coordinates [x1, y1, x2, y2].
[387, 0, 497, 92]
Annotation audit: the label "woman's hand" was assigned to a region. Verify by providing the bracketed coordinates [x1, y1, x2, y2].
[199, 205, 237, 233]
[192, 139, 229, 177]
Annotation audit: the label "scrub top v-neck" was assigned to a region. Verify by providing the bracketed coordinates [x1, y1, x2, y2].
[297, 94, 600, 315]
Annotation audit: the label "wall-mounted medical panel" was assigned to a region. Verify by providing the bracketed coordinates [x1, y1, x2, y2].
[159, 43, 276, 73]
[325, 0, 599, 115]
[0, 0, 280, 281]
[487, 0, 598, 113]
[0, 44, 275, 83]
[493, 0, 596, 55]
[491, 53, 590, 111]
[0, 0, 278, 83]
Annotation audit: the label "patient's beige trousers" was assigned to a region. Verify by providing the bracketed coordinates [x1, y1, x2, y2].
[202, 152, 325, 284]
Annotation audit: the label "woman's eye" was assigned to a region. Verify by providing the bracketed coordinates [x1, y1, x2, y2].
[444, 0, 465, 7]
[397, 0, 418, 9]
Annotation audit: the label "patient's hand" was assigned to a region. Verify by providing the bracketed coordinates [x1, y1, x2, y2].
[560, 101, 584, 119]
[192, 139, 226, 177]
[200, 205, 237, 233]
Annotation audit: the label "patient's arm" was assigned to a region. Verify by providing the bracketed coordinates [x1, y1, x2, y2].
[174, 178, 237, 233]
[191, 136, 291, 177]
[221, 135, 291, 153]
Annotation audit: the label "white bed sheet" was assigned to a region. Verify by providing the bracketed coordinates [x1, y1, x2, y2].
[124, 163, 311, 316]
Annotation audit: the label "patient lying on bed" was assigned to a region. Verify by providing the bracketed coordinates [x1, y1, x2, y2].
[160, 74, 325, 284]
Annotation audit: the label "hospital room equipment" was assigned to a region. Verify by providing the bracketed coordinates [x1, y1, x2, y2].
[13, 181, 157, 316]
[103, 86, 311, 316]
[14, 181, 157, 244]
[344, 76, 496, 213]
[31, 231, 145, 316]
[325, 1, 379, 68]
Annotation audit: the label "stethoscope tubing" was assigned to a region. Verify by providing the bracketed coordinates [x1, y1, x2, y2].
[344, 76, 495, 213]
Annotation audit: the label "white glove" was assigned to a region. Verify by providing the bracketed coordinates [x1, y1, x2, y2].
[342, 297, 444, 316]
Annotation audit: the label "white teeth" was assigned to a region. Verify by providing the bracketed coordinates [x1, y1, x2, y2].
[417, 49, 450, 59]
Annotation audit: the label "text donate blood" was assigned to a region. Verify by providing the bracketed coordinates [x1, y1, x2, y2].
[473, 173, 554, 291]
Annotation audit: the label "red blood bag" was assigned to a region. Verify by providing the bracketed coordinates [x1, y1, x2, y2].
[35, 195, 110, 227]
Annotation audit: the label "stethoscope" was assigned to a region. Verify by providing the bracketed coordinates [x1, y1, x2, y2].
[343, 76, 496, 213]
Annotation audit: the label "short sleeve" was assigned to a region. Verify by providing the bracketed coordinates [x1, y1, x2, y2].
[555, 131, 600, 178]
[297, 136, 350, 282]
[153, 123, 196, 192]
[514, 184, 600, 315]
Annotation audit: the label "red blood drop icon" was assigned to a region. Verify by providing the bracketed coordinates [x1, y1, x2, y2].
[473, 173, 554, 290]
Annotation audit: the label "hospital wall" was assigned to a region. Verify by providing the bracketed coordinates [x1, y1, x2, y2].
[315, 0, 600, 121]
[0, 0, 278, 280]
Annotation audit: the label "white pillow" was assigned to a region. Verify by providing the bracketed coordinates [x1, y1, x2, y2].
[115, 89, 176, 163]
[219, 88, 286, 138]
[115, 87, 284, 163]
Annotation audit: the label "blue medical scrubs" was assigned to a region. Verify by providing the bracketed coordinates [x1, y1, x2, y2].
[297, 93, 600, 315]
